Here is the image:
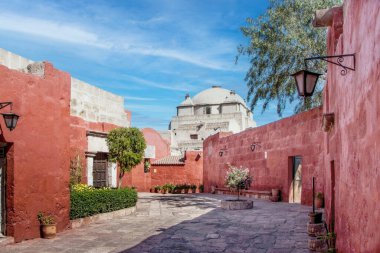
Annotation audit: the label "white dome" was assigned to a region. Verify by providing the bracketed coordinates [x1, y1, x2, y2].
[192, 86, 246, 106]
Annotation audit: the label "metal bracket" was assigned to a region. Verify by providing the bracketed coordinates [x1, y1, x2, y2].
[304, 54, 355, 76]
[0, 102, 12, 110]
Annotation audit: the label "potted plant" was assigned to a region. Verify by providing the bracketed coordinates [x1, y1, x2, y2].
[221, 164, 253, 210]
[154, 185, 161, 193]
[309, 177, 323, 224]
[161, 185, 168, 194]
[165, 183, 174, 193]
[315, 192, 324, 208]
[37, 212, 56, 239]
[183, 184, 190, 194]
[271, 188, 281, 202]
[174, 184, 182, 194]
[190, 184, 197, 193]
[199, 184, 204, 193]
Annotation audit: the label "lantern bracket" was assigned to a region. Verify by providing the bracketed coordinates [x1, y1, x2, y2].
[0, 102, 12, 110]
[304, 54, 355, 76]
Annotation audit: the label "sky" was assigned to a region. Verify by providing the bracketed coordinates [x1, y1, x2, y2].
[0, 0, 294, 130]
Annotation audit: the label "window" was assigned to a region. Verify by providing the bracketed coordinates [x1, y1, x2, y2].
[190, 134, 198, 140]
[205, 107, 211, 114]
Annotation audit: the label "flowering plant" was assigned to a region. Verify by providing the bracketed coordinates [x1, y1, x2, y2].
[225, 164, 252, 200]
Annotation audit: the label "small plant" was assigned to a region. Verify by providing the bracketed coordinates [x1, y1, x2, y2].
[316, 192, 324, 199]
[199, 184, 204, 193]
[225, 164, 252, 200]
[163, 183, 175, 193]
[37, 212, 55, 225]
[174, 184, 182, 194]
[144, 159, 151, 173]
[183, 184, 191, 193]
[154, 185, 161, 193]
[190, 184, 197, 193]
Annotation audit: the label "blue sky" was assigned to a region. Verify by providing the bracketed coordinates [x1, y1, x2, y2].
[0, 0, 294, 130]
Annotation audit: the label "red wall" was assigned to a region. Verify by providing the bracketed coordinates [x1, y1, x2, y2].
[323, 1, 380, 252]
[151, 151, 203, 188]
[123, 128, 171, 191]
[123, 128, 203, 191]
[203, 107, 324, 205]
[69, 116, 121, 183]
[0, 63, 71, 242]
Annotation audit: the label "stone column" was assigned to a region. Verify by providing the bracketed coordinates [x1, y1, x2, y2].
[85, 152, 96, 186]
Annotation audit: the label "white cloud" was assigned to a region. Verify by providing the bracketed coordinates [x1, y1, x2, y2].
[0, 12, 111, 48]
[124, 95, 156, 101]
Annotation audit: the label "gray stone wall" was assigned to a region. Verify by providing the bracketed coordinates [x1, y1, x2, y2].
[71, 78, 129, 127]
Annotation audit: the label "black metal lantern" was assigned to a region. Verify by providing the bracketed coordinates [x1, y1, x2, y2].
[2, 112, 20, 131]
[291, 70, 321, 97]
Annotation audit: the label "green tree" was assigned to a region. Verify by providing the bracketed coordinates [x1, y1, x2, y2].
[237, 0, 342, 116]
[106, 127, 146, 187]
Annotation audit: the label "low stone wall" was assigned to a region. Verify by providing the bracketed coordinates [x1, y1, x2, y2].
[70, 206, 136, 229]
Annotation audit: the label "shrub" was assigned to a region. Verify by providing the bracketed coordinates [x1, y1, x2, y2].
[225, 164, 253, 200]
[153, 185, 161, 192]
[199, 184, 204, 193]
[37, 212, 55, 225]
[163, 183, 174, 193]
[70, 184, 137, 219]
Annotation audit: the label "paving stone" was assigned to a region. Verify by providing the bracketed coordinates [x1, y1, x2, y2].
[0, 193, 312, 253]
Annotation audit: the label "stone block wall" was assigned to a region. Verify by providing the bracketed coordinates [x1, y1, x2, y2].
[203, 107, 324, 205]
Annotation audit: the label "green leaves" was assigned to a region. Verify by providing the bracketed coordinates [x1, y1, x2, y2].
[238, 0, 342, 116]
[106, 127, 147, 175]
[70, 187, 137, 219]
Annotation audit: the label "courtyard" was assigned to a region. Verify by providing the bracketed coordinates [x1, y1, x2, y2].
[1, 193, 312, 253]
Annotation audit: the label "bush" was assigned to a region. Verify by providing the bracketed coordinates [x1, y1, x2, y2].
[70, 184, 137, 219]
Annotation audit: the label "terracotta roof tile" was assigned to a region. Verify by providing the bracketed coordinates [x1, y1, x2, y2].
[152, 155, 185, 165]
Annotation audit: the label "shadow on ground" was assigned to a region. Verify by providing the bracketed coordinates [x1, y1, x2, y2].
[120, 194, 311, 253]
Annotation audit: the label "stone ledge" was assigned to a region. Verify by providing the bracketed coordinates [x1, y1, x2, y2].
[221, 200, 253, 210]
[70, 206, 136, 229]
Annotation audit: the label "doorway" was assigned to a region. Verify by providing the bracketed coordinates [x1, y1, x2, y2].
[0, 156, 6, 236]
[93, 152, 108, 188]
[289, 156, 302, 203]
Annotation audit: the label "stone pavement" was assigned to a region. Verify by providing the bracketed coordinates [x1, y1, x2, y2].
[1, 193, 313, 253]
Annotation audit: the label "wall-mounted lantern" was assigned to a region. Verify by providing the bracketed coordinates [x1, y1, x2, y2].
[250, 142, 262, 152]
[219, 146, 227, 157]
[0, 102, 20, 131]
[291, 54, 355, 97]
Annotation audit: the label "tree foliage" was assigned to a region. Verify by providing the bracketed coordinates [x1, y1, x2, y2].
[238, 0, 342, 116]
[106, 127, 146, 186]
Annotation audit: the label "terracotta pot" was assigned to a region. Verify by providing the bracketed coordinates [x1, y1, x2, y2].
[191, 189, 196, 193]
[41, 224, 56, 239]
[161, 189, 167, 194]
[314, 197, 324, 208]
[308, 238, 326, 252]
[184, 189, 189, 194]
[309, 212, 323, 224]
[272, 189, 280, 197]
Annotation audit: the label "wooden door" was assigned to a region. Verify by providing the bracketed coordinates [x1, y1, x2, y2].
[0, 157, 5, 235]
[93, 153, 108, 188]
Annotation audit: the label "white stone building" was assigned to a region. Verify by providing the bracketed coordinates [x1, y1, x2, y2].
[169, 86, 256, 154]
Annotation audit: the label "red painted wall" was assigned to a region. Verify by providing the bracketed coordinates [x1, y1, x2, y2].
[323, 1, 380, 252]
[123, 128, 203, 191]
[151, 151, 203, 188]
[69, 115, 121, 183]
[203, 107, 324, 205]
[0, 63, 71, 242]
[122, 128, 171, 191]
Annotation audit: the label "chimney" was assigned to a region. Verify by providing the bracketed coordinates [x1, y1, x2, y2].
[185, 93, 190, 99]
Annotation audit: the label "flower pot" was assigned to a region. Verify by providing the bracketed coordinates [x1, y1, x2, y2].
[184, 189, 189, 194]
[161, 189, 167, 194]
[309, 212, 323, 224]
[314, 197, 324, 208]
[272, 189, 280, 197]
[308, 238, 326, 251]
[41, 224, 56, 239]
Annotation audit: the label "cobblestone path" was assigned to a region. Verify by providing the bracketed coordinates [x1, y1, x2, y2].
[1, 193, 313, 253]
